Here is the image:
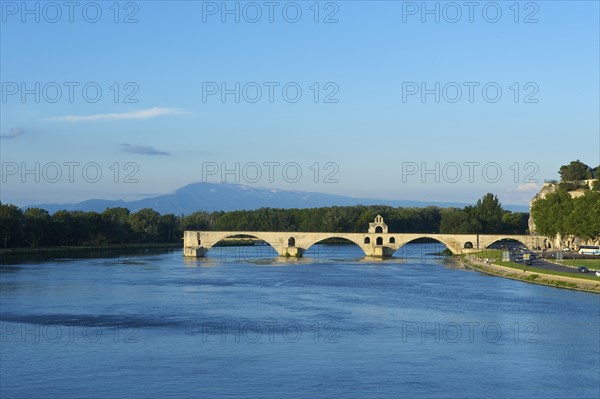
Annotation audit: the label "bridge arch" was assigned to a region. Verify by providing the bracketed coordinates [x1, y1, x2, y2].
[481, 237, 530, 250]
[302, 235, 368, 256]
[203, 232, 282, 255]
[394, 235, 461, 255]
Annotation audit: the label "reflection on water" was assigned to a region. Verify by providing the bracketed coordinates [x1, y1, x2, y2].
[1, 244, 599, 399]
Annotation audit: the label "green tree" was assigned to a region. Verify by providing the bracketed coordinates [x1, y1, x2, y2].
[473, 193, 504, 233]
[501, 212, 529, 234]
[531, 190, 573, 237]
[23, 208, 52, 246]
[70, 211, 103, 245]
[440, 207, 482, 233]
[322, 206, 352, 232]
[158, 214, 180, 242]
[566, 191, 600, 240]
[181, 211, 212, 231]
[51, 210, 74, 245]
[0, 203, 24, 247]
[101, 207, 131, 244]
[129, 208, 161, 242]
[559, 160, 592, 181]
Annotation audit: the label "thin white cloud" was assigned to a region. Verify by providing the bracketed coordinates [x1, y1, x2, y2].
[0, 127, 24, 139]
[122, 143, 169, 156]
[515, 182, 541, 193]
[48, 107, 183, 122]
[498, 183, 542, 206]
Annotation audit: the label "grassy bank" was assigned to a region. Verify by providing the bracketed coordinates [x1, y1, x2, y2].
[467, 250, 600, 280]
[556, 258, 600, 269]
[493, 259, 600, 281]
[461, 252, 600, 293]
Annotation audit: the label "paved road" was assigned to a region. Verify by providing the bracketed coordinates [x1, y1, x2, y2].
[524, 254, 599, 275]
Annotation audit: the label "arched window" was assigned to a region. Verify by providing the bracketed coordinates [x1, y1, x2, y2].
[364, 237, 371, 244]
[389, 237, 396, 244]
[464, 242, 473, 249]
[376, 237, 383, 246]
[375, 226, 383, 234]
[288, 237, 296, 247]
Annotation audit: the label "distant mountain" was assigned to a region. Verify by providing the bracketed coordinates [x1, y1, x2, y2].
[31, 182, 529, 214]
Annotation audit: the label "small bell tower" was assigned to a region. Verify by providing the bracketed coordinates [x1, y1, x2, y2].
[368, 215, 388, 234]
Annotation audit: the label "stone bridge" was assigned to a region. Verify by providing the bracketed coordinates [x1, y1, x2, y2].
[184, 215, 543, 258]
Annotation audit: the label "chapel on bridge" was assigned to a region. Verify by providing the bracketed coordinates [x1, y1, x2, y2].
[368, 215, 388, 234]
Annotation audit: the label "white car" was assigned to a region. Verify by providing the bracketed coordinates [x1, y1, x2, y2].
[596, 271, 600, 277]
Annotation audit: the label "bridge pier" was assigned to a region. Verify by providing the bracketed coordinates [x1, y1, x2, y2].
[365, 246, 395, 258]
[184, 246, 208, 257]
[284, 246, 305, 258]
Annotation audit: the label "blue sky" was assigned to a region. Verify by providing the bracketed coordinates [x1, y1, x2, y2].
[1, 0, 599, 207]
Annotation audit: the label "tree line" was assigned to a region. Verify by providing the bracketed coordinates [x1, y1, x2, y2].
[0, 193, 528, 248]
[531, 190, 600, 241]
[531, 159, 600, 242]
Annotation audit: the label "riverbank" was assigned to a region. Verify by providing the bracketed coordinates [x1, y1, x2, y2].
[0, 242, 181, 256]
[460, 254, 600, 294]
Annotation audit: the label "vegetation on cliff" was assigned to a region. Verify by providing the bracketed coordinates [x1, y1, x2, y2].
[531, 160, 600, 240]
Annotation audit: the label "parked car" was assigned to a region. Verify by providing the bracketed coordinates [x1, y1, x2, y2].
[577, 267, 589, 273]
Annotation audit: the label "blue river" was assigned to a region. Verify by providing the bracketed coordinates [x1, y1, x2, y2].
[1, 243, 599, 398]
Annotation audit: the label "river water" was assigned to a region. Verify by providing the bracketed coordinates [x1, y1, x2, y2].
[1, 244, 599, 398]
